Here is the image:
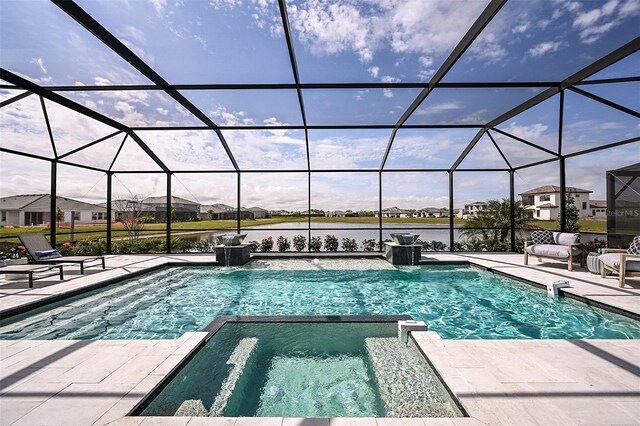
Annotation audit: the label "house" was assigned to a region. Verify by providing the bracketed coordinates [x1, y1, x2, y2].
[269, 209, 292, 216]
[520, 185, 592, 220]
[326, 210, 347, 217]
[248, 207, 269, 219]
[200, 203, 253, 220]
[590, 200, 607, 219]
[416, 207, 449, 218]
[457, 202, 489, 219]
[141, 196, 200, 222]
[377, 207, 412, 218]
[0, 194, 107, 226]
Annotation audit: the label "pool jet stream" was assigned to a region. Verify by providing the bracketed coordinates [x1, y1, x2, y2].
[385, 233, 421, 266]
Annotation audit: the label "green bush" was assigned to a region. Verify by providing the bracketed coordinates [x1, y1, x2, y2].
[247, 240, 260, 252]
[260, 237, 274, 252]
[324, 234, 338, 251]
[293, 235, 306, 252]
[362, 239, 376, 252]
[309, 236, 322, 252]
[277, 236, 291, 252]
[341, 238, 358, 252]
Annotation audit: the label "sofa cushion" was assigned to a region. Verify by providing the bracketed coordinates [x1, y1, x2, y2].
[627, 236, 640, 255]
[531, 230, 554, 245]
[553, 232, 580, 246]
[0, 259, 5, 267]
[526, 244, 582, 259]
[599, 253, 640, 272]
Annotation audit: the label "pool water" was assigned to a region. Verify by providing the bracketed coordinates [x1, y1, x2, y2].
[1, 265, 639, 340]
[138, 322, 463, 418]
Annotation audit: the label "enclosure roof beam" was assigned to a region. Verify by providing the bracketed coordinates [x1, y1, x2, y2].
[52, 0, 239, 171]
[379, 0, 507, 171]
[568, 86, 640, 119]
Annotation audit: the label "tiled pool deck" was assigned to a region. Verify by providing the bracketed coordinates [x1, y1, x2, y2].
[0, 253, 638, 425]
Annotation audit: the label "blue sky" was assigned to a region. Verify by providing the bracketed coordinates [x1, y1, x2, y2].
[1, 0, 638, 210]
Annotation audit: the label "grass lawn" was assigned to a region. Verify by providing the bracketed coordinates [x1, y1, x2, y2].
[0, 216, 606, 244]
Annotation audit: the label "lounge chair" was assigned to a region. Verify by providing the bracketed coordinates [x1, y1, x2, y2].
[599, 236, 640, 288]
[18, 234, 106, 274]
[0, 259, 64, 288]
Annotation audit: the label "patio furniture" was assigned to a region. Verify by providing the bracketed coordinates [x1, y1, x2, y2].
[599, 237, 640, 288]
[0, 260, 64, 288]
[18, 234, 106, 274]
[524, 231, 583, 271]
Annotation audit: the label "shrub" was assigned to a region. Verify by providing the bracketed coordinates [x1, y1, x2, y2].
[309, 236, 322, 252]
[431, 241, 448, 251]
[362, 238, 377, 252]
[277, 236, 291, 252]
[341, 238, 358, 252]
[260, 236, 274, 252]
[324, 234, 338, 251]
[247, 240, 260, 252]
[70, 239, 106, 256]
[293, 235, 307, 252]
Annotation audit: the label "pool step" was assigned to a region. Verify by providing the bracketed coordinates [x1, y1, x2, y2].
[208, 337, 258, 416]
[174, 399, 208, 416]
[364, 337, 461, 418]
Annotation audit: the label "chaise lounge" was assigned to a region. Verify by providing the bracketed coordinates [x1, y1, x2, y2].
[19, 234, 106, 274]
[524, 231, 583, 271]
[599, 236, 640, 288]
[0, 259, 64, 288]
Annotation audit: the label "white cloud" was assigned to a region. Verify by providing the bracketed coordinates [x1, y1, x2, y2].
[368, 66, 380, 78]
[383, 88, 393, 98]
[147, 0, 167, 15]
[415, 102, 461, 115]
[419, 56, 433, 68]
[528, 41, 564, 57]
[29, 58, 47, 74]
[572, 0, 638, 44]
[156, 108, 169, 116]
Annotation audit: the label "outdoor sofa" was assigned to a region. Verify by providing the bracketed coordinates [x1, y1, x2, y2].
[524, 231, 583, 271]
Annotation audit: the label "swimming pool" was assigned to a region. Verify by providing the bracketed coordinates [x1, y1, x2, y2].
[1, 263, 639, 340]
[139, 321, 464, 418]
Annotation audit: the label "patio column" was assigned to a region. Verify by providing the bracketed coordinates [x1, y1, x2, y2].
[559, 157, 566, 231]
[237, 172, 241, 234]
[378, 172, 383, 251]
[166, 173, 172, 254]
[449, 171, 454, 252]
[308, 171, 311, 252]
[509, 170, 515, 252]
[106, 172, 112, 254]
[50, 159, 57, 247]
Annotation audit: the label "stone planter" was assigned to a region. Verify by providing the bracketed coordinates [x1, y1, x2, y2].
[3, 258, 28, 280]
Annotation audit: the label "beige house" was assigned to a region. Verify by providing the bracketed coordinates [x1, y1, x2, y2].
[417, 207, 449, 218]
[590, 200, 607, 219]
[378, 207, 412, 218]
[457, 202, 489, 219]
[520, 185, 592, 220]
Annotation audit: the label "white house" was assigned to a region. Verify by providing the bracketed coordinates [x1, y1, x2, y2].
[326, 210, 347, 218]
[378, 207, 412, 218]
[416, 207, 449, 218]
[590, 200, 607, 219]
[519, 185, 592, 220]
[0, 194, 107, 226]
[457, 202, 489, 219]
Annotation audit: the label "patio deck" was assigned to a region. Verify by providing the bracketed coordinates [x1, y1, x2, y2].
[0, 253, 638, 425]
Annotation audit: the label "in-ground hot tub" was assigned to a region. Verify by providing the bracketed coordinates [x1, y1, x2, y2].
[136, 318, 464, 418]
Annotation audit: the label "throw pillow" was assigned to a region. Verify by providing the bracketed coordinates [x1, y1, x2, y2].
[35, 249, 62, 260]
[628, 236, 640, 254]
[531, 230, 554, 245]
[0, 258, 5, 267]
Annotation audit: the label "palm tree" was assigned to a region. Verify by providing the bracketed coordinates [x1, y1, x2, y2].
[462, 198, 536, 243]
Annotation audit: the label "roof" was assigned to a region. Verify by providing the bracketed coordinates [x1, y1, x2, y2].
[382, 207, 410, 213]
[590, 200, 607, 208]
[248, 207, 268, 212]
[418, 207, 445, 212]
[519, 185, 592, 196]
[537, 203, 559, 208]
[465, 201, 488, 206]
[142, 196, 199, 205]
[0, 194, 105, 212]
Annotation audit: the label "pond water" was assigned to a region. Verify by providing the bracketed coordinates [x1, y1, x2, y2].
[193, 222, 460, 248]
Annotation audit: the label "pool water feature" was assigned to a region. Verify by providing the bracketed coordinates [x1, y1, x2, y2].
[1, 264, 639, 340]
[138, 322, 463, 418]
